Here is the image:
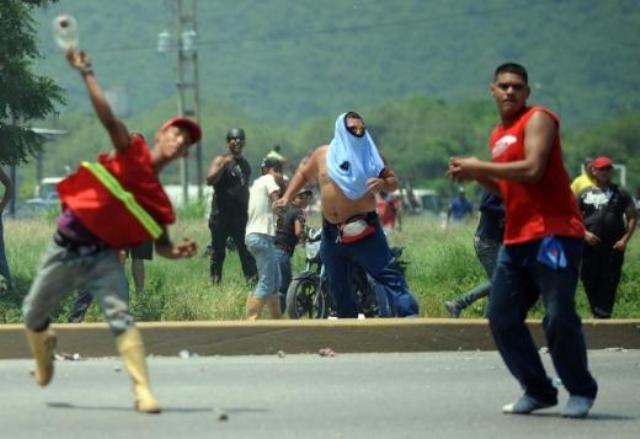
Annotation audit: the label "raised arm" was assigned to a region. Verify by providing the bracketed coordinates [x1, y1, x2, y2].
[206, 154, 233, 185]
[275, 148, 320, 207]
[66, 49, 129, 152]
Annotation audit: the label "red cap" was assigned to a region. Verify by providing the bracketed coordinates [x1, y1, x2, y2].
[591, 156, 613, 169]
[161, 117, 202, 144]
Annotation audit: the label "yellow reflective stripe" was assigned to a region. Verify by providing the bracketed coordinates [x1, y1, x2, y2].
[81, 161, 163, 239]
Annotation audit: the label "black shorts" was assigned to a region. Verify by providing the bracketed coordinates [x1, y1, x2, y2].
[128, 241, 153, 260]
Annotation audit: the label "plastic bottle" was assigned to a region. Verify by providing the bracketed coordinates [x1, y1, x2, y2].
[52, 14, 79, 50]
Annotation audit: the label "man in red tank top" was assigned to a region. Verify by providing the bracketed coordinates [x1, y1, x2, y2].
[449, 63, 597, 418]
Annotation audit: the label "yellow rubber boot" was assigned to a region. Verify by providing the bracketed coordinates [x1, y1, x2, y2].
[116, 328, 161, 414]
[245, 296, 266, 320]
[266, 294, 282, 319]
[25, 328, 57, 386]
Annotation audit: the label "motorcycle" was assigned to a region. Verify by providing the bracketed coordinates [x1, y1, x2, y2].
[285, 227, 407, 319]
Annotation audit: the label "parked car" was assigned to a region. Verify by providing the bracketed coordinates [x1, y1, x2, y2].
[395, 188, 440, 216]
[14, 197, 60, 219]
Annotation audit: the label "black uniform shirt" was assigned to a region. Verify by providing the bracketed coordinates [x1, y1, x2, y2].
[578, 184, 633, 245]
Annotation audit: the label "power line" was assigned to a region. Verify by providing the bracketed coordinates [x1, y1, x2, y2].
[94, 0, 590, 55]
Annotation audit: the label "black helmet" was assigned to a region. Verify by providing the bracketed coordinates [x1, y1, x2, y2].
[260, 157, 282, 172]
[226, 128, 245, 141]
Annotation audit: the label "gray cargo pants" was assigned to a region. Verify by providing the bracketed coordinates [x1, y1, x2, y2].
[23, 238, 134, 335]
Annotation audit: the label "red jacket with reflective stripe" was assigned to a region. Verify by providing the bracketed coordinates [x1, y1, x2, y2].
[57, 134, 175, 248]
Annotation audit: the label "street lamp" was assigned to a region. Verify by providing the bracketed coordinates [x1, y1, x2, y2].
[157, 30, 171, 53]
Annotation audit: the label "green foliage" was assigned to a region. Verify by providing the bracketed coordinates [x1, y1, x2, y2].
[0, 0, 65, 165]
[1, 215, 639, 322]
[176, 197, 208, 221]
[16, 0, 640, 199]
[31, 0, 640, 129]
[564, 111, 640, 190]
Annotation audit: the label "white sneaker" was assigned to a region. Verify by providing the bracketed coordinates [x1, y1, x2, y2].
[502, 395, 557, 414]
[561, 396, 594, 418]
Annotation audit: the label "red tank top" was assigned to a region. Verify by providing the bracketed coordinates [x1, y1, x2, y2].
[489, 106, 584, 245]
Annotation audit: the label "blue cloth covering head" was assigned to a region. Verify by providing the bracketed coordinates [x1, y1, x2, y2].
[326, 112, 385, 200]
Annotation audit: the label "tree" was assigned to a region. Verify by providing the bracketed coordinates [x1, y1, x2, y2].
[0, 0, 64, 165]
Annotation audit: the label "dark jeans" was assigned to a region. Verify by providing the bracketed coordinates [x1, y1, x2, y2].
[487, 237, 598, 403]
[209, 216, 257, 284]
[456, 237, 500, 309]
[275, 247, 292, 313]
[0, 217, 13, 291]
[320, 216, 419, 318]
[580, 243, 624, 318]
[68, 290, 93, 323]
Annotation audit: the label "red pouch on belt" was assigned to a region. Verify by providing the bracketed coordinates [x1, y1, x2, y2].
[338, 215, 375, 244]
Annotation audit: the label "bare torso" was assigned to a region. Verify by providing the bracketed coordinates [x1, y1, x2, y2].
[314, 146, 376, 224]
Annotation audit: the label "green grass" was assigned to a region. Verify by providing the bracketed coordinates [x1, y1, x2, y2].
[1, 213, 639, 323]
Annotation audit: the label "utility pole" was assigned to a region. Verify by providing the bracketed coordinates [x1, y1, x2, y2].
[160, 0, 203, 205]
[177, 0, 203, 204]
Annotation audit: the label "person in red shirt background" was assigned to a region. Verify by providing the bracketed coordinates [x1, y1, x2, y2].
[375, 191, 402, 232]
[448, 63, 597, 419]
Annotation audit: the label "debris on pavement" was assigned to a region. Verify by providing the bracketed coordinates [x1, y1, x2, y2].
[318, 347, 337, 357]
[55, 352, 82, 361]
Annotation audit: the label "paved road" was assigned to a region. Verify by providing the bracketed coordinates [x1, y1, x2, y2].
[1, 350, 638, 439]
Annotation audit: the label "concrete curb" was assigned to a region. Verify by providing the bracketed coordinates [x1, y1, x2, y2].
[1, 319, 639, 359]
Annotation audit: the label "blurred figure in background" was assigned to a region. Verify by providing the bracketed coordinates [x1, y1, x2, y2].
[274, 188, 312, 312]
[447, 187, 473, 225]
[577, 155, 637, 318]
[0, 167, 13, 293]
[206, 128, 257, 285]
[375, 191, 402, 232]
[244, 158, 284, 319]
[570, 157, 595, 196]
[445, 191, 504, 317]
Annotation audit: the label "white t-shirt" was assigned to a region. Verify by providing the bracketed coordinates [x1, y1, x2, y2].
[246, 174, 281, 236]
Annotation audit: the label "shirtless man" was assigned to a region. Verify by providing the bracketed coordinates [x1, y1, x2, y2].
[275, 112, 418, 317]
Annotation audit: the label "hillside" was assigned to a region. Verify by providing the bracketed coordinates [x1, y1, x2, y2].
[32, 0, 640, 128]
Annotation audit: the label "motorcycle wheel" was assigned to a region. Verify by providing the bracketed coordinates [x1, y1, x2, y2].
[286, 274, 327, 319]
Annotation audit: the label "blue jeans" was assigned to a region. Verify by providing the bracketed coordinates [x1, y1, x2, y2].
[457, 237, 500, 309]
[245, 233, 280, 299]
[275, 247, 292, 312]
[68, 290, 93, 323]
[487, 237, 598, 402]
[0, 216, 13, 291]
[320, 216, 419, 318]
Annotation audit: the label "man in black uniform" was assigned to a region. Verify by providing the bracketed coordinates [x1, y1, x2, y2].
[578, 155, 637, 318]
[206, 128, 257, 284]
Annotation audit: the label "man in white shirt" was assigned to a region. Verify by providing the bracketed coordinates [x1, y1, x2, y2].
[245, 158, 284, 319]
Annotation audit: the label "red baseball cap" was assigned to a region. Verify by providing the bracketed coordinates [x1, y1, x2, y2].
[161, 117, 202, 144]
[591, 156, 613, 169]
